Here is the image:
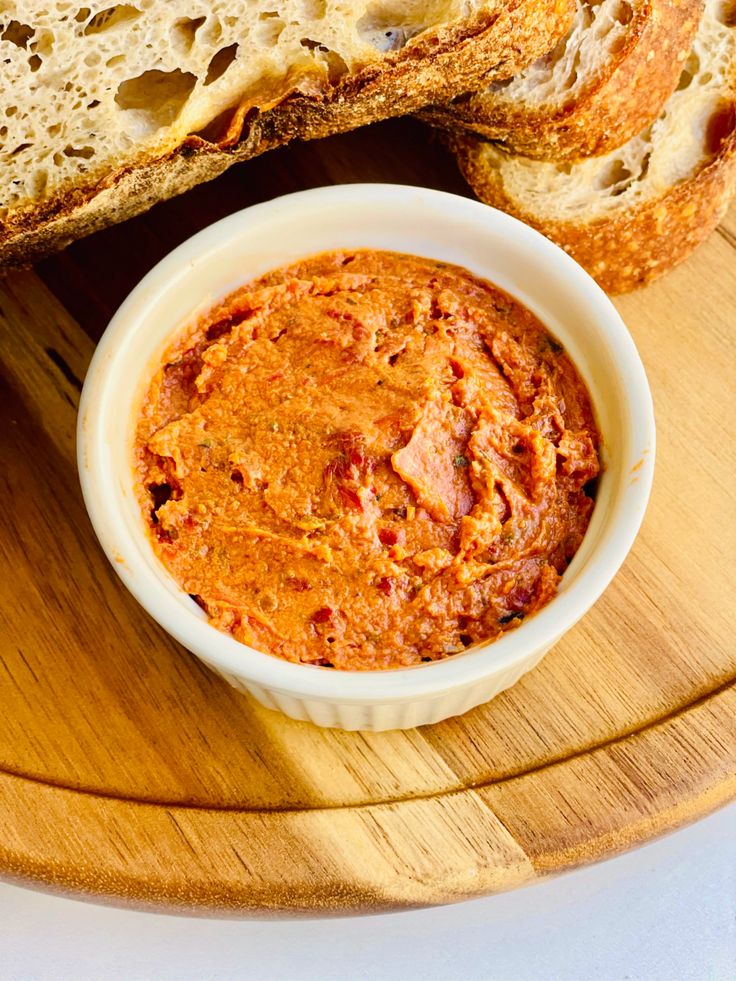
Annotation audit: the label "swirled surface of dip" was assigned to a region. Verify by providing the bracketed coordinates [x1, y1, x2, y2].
[135, 251, 600, 670]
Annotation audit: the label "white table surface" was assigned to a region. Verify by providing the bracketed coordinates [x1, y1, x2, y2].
[1, 801, 733, 981]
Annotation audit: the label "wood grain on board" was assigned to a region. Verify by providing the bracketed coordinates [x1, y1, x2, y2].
[0, 119, 734, 914]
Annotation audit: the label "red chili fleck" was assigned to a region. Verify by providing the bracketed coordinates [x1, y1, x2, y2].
[311, 607, 333, 623]
[286, 577, 311, 592]
[323, 457, 345, 481]
[376, 577, 393, 596]
[378, 528, 399, 546]
[338, 486, 363, 510]
[334, 431, 364, 455]
[507, 585, 532, 612]
[325, 308, 358, 323]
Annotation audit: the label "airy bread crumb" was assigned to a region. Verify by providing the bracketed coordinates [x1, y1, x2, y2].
[0, 1, 483, 218]
[0, 0, 574, 266]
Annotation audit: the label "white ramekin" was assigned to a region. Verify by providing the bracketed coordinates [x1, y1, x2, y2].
[78, 184, 655, 731]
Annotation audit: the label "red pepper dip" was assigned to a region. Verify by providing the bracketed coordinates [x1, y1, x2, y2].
[135, 250, 600, 670]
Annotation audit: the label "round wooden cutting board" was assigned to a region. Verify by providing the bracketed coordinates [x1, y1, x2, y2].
[1, 122, 734, 915]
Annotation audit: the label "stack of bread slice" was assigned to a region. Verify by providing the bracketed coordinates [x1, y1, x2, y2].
[0, 0, 575, 268]
[429, 0, 736, 292]
[2, 0, 732, 286]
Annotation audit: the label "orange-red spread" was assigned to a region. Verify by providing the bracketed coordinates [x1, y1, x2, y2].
[135, 250, 600, 670]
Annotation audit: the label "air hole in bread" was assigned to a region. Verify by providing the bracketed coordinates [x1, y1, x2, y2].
[676, 51, 700, 89]
[204, 43, 239, 85]
[301, 0, 328, 16]
[1, 20, 35, 49]
[28, 54, 42, 72]
[579, 2, 594, 31]
[193, 106, 237, 144]
[378, 27, 412, 51]
[256, 12, 286, 47]
[705, 100, 736, 155]
[563, 41, 585, 93]
[324, 49, 349, 84]
[205, 16, 223, 46]
[357, 3, 426, 52]
[115, 69, 197, 136]
[607, 1, 633, 56]
[84, 5, 142, 36]
[596, 156, 648, 196]
[612, 1, 634, 26]
[29, 169, 48, 196]
[716, 1, 736, 26]
[31, 29, 55, 58]
[64, 145, 94, 159]
[75, 8, 92, 23]
[193, 103, 260, 145]
[544, 31, 570, 70]
[607, 34, 627, 56]
[172, 16, 206, 53]
[490, 76, 514, 91]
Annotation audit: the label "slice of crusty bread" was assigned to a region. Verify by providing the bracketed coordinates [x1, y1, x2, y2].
[450, 0, 736, 293]
[0, 0, 574, 269]
[425, 0, 704, 161]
